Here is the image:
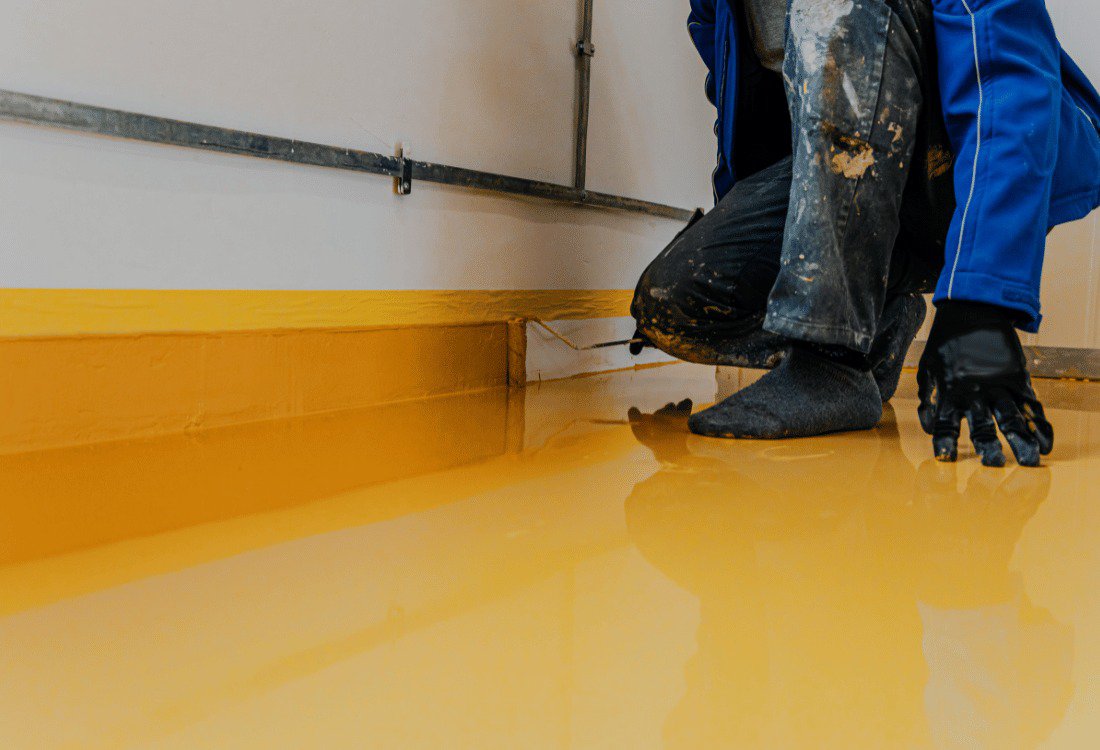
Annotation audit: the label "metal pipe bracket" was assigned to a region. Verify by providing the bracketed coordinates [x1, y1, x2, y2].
[395, 144, 413, 195]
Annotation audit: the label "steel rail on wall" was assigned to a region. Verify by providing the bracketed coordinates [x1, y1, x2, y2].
[0, 2, 693, 222]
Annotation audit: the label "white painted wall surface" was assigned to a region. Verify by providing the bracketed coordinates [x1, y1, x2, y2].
[1039, 0, 1100, 348]
[0, 0, 578, 183]
[587, 0, 717, 209]
[0, 125, 673, 291]
[0, 0, 709, 293]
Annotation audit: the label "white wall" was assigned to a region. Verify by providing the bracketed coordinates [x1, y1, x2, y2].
[0, 126, 673, 291]
[587, 0, 718, 208]
[1049, 0, 1099, 82]
[1036, 0, 1100, 349]
[0, 0, 712, 293]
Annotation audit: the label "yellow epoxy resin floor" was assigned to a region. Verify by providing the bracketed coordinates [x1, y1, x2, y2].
[2, 364, 1098, 749]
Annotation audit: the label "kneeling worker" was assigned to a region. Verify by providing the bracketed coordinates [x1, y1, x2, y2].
[632, 0, 1100, 465]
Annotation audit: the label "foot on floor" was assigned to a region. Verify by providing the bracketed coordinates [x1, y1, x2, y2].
[870, 294, 927, 402]
[688, 346, 883, 439]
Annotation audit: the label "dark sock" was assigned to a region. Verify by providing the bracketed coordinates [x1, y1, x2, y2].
[799, 342, 871, 371]
[688, 346, 882, 439]
[869, 295, 927, 402]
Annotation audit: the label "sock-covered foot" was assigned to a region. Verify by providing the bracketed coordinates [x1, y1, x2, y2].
[869, 294, 927, 402]
[688, 346, 883, 439]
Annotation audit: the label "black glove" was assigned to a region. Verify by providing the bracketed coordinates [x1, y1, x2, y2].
[917, 301, 1053, 467]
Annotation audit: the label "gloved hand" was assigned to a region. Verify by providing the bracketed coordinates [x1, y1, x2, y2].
[917, 301, 1053, 467]
[629, 329, 651, 356]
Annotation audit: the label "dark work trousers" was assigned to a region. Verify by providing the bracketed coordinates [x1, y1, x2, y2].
[633, 0, 956, 366]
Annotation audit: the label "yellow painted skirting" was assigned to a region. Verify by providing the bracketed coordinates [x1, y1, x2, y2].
[0, 288, 634, 337]
[0, 288, 638, 454]
[0, 323, 510, 454]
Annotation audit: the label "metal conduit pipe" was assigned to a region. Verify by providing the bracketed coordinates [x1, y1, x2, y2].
[574, 0, 596, 193]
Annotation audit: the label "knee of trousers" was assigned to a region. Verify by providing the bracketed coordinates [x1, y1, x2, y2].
[633, 269, 764, 345]
[631, 261, 697, 338]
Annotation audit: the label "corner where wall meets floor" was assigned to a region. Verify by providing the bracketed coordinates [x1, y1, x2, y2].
[0, 288, 647, 455]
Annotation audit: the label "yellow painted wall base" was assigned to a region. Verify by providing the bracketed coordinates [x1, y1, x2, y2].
[0, 289, 634, 337]
[0, 323, 508, 454]
[0, 288, 636, 454]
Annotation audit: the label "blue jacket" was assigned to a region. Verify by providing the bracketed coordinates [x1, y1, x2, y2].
[688, 0, 1100, 331]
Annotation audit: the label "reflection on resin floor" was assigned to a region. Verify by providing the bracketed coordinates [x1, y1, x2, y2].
[1, 364, 1098, 749]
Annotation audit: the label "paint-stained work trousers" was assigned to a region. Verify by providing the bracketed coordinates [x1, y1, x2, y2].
[633, 0, 955, 363]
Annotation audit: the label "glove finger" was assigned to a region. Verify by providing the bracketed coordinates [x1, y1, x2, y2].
[966, 398, 1006, 468]
[1019, 395, 1055, 456]
[992, 397, 1042, 467]
[932, 397, 962, 463]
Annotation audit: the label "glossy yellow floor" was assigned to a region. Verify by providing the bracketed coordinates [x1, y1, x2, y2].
[1, 364, 1098, 749]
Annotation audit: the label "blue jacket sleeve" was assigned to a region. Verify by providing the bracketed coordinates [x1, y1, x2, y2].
[688, 1, 718, 107]
[931, 0, 1064, 332]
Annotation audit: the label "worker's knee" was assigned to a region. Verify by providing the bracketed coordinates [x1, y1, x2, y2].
[634, 247, 773, 339]
[631, 255, 692, 337]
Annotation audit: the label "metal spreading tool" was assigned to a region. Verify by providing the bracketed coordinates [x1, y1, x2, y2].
[531, 319, 643, 351]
